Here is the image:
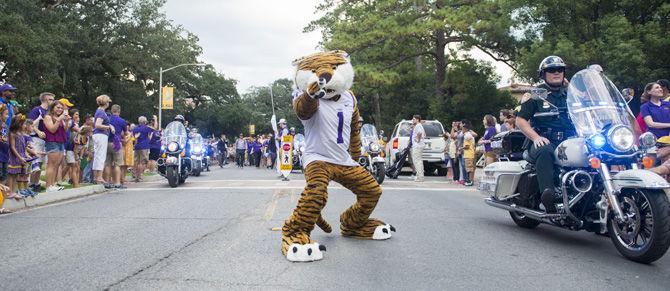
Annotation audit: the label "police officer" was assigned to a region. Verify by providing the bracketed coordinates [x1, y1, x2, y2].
[516, 56, 575, 213]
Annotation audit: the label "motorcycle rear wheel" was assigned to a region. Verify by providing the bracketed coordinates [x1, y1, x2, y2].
[608, 189, 670, 264]
[510, 211, 541, 229]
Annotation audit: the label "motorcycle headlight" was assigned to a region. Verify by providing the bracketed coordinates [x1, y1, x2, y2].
[369, 143, 380, 153]
[167, 142, 179, 152]
[300, 146, 305, 152]
[639, 132, 657, 149]
[608, 126, 634, 152]
[193, 146, 202, 153]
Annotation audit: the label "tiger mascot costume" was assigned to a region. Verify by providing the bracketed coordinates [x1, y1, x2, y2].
[281, 50, 395, 262]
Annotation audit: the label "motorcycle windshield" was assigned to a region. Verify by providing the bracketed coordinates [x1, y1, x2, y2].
[361, 124, 378, 146]
[567, 68, 635, 137]
[191, 134, 204, 147]
[294, 134, 305, 146]
[162, 121, 187, 147]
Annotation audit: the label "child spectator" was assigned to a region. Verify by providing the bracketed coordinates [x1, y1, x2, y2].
[7, 115, 34, 197]
[462, 123, 476, 187]
[122, 124, 135, 185]
[24, 119, 44, 180]
[79, 126, 93, 184]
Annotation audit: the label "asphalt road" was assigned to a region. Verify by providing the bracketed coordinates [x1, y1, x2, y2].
[0, 165, 668, 290]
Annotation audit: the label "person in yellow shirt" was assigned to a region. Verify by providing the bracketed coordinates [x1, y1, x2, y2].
[121, 125, 135, 186]
[462, 123, 476, 186]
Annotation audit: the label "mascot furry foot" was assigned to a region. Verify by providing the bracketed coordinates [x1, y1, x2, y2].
[341, 218, 396, 240]
[286, 243, 327, 262]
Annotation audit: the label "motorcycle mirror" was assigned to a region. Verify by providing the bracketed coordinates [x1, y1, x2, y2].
[382, 137, 388, 142]
[621, 88, 635, 103]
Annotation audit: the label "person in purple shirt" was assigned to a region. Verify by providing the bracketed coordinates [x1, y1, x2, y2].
[132, 116, 154, 181]
[148, 115, 161, 172]
[249, 136, 263, 168]
[478, 114, 498, 166]
[92, 95, 114, 185]
[106, 105, 127, 188]
[641, 82, 670, 138]
[0, 84, 17, 129]
[28, 92, 55, 191]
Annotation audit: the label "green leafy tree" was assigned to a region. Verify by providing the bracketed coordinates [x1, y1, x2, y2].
[307, 0, 518, 133]
[511, 0, 670, 89]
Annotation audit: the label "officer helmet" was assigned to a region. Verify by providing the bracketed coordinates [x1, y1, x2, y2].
[538, 56, 566, 78]
[174, 115, 185, 122]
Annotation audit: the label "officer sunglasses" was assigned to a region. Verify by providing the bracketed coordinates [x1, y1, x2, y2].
[545, 67, 565, 74]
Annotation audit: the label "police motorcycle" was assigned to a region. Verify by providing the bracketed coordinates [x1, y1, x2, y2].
[481, 66, 670, 263]
[189, 130, 205, 176]
[203, 139, 213, 172]
[360, 123, 386, 184]
[158, 120, 191, 188]
[292, 133, 306, 173]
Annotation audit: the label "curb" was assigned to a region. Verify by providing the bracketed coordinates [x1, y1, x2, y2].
[3, 185, 107, 212]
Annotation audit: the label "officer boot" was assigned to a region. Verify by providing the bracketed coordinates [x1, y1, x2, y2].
[541, 188, 557, 213]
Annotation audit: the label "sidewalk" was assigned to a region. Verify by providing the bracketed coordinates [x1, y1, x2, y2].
[2, 184, 107, 212]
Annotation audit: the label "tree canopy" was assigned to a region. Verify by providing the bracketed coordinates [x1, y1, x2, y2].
[0, 0, 240, 130]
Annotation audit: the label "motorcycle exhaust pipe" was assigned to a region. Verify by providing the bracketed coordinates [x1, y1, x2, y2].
[485, 198, 563, 221]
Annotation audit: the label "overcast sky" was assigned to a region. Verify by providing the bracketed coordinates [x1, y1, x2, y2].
[161, 0, 514, 94]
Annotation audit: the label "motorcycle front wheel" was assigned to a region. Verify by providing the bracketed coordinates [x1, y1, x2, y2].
[608, 189, 670, 264]
[166, 166, 179, 188]
[373, 162, 385, 184]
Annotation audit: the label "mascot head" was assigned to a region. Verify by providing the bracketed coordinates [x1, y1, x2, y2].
[292, 50, 354, 99]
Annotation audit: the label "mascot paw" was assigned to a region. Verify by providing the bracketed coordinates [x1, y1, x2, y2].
[372, 224, 396, 240]
[307, 82, 325, 99]
[286, 243, 327, 262]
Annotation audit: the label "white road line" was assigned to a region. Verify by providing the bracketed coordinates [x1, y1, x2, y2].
[125, 186, 479, 192]
[141, 179, 454, 185]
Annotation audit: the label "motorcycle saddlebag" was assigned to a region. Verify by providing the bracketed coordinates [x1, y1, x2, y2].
[516, 171, 539, 204]
[491, 130, 526, 157]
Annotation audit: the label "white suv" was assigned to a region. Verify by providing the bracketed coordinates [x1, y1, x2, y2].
[384, 120, 448, 176]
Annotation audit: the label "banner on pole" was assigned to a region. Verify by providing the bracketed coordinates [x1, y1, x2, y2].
[280, 135, 293, 176]
[249, 124, 255, 135]
[161, 86, 174, 109]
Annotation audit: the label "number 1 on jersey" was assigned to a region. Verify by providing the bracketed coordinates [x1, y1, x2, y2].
[337, 112, 344, 144]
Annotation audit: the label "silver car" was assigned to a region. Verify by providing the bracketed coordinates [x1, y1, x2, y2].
[384, 120, 448, 176]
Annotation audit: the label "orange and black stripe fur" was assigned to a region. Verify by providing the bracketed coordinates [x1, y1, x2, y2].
[282, 53, 387, 256]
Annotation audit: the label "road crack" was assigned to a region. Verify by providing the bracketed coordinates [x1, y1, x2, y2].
[103, 212, 251, 290]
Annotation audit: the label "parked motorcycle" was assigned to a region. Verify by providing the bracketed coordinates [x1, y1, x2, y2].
[157, 121, 190, 188]
[292, 133, 305, 173]
[481, 66, 670, 263]
[189, 132, 205, 176]
[360, 124, 385, 184]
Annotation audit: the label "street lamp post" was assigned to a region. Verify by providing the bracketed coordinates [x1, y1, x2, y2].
[158, 63, 206, 128]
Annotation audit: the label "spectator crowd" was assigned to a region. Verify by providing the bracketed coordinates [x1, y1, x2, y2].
[0, 85, 164, 214]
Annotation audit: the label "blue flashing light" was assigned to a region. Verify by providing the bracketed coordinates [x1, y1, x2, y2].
[590, 134, 606, 149]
